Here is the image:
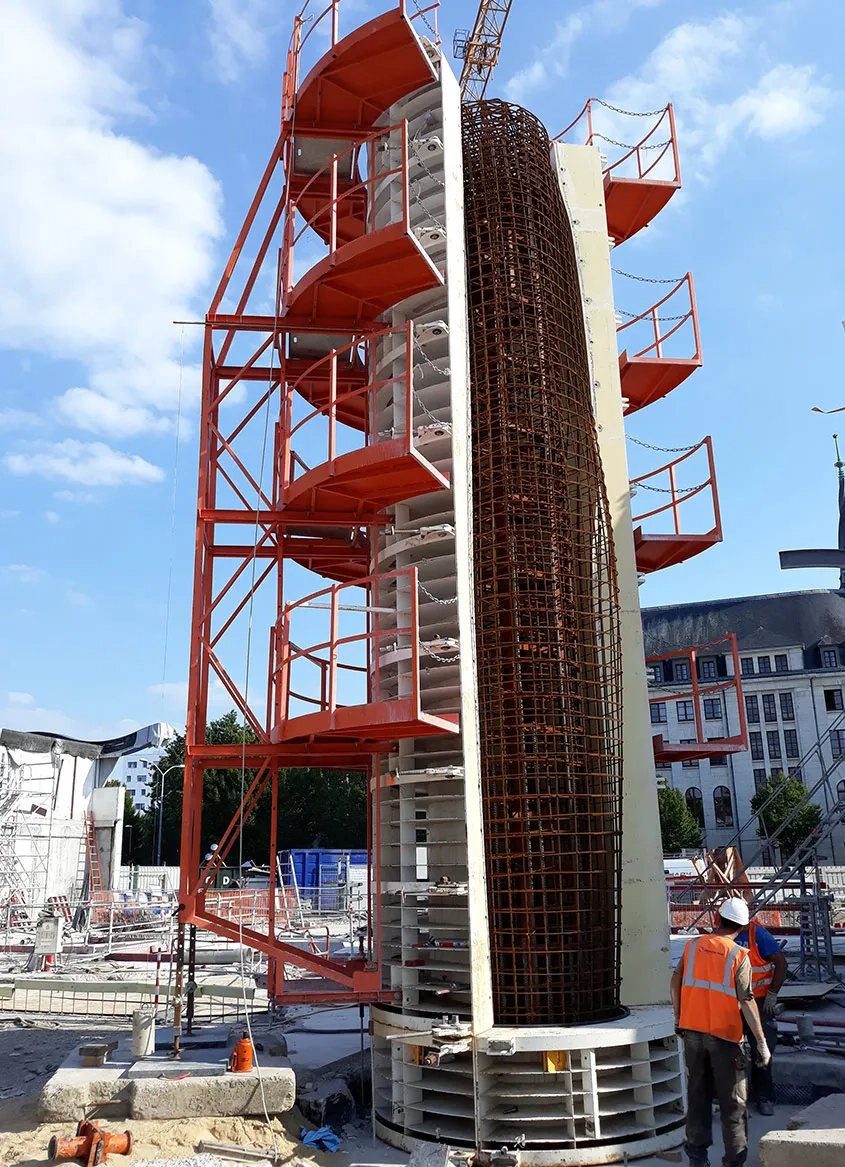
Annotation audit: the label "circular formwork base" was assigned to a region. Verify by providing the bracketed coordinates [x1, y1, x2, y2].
[371, 1005, 685, 1165]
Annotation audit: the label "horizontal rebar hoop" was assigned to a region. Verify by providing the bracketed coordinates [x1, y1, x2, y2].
[463, 100, 624, 1026]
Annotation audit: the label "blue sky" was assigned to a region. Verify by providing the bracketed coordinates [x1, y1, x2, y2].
[1, 0, 843, 739]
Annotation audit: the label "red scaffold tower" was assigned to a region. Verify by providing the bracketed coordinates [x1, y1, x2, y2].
[179, 0, 451, 1005]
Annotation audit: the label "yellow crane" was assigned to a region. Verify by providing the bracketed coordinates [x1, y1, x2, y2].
[453, 0, 514, 101]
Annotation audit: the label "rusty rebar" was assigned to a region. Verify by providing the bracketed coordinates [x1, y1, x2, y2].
[463, 100, 624, 1026]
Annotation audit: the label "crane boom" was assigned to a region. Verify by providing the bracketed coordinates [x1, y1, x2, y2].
[454, 0, 514, 101]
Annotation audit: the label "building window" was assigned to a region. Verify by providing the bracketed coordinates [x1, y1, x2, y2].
[713, 785, 734, 826]
[676, 700, 695, 722]
[823, 648, 840, 669]
[708, 737, 727, 765]
[655, 760, 672, 770]
[762, 694, 777, 723]
[838, 780, 845, 802]
[753, 768, 768, 793]
[699, 659, 717, 680]
[778, 692, 795, 721]
[675, 660, 691, 683]
[703, 698, 722, 720]
[766, 730, 782, 760]
[750, 731, 764, 761]
[681, 740, 699, 768]
[825, 689, 844, 712]
[758, 656, 772, 674]
[741, 658, 755, 677]
[128, 761, 137, 769]
[745, 695, 760, 724]
[788, 767, 802, 780]
[685, 786, 704, 826]
[832, 729, 845, 758]
[784, 729, 800, 759]
[775, 653, 789, 673]
[647, 663, 662, 686]
[650, 702, 667, 724]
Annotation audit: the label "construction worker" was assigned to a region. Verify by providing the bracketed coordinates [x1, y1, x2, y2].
[671, 897, 771, 1167]
[734, 911, 787, 1115]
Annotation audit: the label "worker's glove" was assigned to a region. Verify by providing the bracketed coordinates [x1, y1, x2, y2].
[761, 992, 779, 1020]
[755, 1040, 772, 1068]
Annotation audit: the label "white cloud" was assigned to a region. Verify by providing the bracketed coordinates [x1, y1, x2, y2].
[0, 2, 223, 444]
[206, 0, 278, 83]
[6, 564, 46, 583]
[5, 439, 164, 486]
[148, 677, 229, 714]
[44, 510, 60, 524]
[0, 509, 21, 518]
[56, 387, 175, 438]
[7, 692, 34, 705]
[0, 408, 44, 429]
[504, 0, 666, 102]
[53, 489, 95, 503]
[67, 588, 91, 607]
[601, 15, 837, 179]
[0, 701, 142, 740]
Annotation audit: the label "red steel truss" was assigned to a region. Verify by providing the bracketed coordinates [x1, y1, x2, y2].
[647, 635, 749, 763]
[180, 0, 453, 1005]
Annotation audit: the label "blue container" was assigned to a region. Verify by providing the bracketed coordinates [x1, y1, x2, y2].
[280, 848, 368, 908]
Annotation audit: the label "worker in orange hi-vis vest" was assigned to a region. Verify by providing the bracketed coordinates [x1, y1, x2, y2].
[733, 912, 788, 1116]
[671, 897, 771, 1167]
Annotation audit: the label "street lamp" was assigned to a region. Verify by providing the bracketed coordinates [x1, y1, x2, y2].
[146, 762, 185, 867]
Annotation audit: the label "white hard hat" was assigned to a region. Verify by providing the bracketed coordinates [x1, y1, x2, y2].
[719, 897, 749, 926]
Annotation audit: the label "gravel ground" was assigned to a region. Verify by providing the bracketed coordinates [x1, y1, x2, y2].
[0, 1015, 125, 1101]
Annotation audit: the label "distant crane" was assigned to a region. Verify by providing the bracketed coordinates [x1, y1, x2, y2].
[453, 0, 514, 101]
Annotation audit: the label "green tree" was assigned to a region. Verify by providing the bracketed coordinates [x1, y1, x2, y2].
[150, 711, 367, 866]
[751, 773, 822, 863]
[657, 784, 702, 853]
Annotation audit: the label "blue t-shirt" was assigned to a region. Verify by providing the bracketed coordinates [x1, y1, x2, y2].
[736, 923, 781, 958]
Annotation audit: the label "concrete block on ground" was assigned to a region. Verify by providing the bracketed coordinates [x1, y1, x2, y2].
[760, 1093, 845, 1167]
[408, 1146, 452, 1167]
[131, 1065, 296, 1119]
[296, 1077, 356, 1128]
[39, 1046, 133, 1121]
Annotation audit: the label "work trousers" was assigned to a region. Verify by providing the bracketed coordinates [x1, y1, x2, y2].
[743, 1010, 777, 1103]
[682, 1030, 748, 1167]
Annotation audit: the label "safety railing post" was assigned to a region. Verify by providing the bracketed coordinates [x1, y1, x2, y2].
[651, 306, 662, 358]
[586, 98, 594, 145]
[401, 121, 410, 228]
[331, 0, 339, 45]
[688, 273, 703, 362]
[669, 462, 681, 534]
[706, 435, 722, 539]
[329, 153, 338, 259]
[328, 584, 339, 714]
[668, 102, 681, 185]
[328, 350, 337, 462]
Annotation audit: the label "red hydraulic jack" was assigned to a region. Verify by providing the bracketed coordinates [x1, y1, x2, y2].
[48, 1121, 133, 1167]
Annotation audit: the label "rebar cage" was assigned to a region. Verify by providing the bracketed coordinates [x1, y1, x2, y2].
[462, 100, 624, 1026]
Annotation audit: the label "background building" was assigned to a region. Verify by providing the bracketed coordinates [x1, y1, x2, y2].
[643, 589, 845, 862]
[108, 746, 171, 812]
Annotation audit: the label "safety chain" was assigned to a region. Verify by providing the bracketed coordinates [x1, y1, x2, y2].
[626, 434, 699, 453]
[410, 148, 446, 191]
[635, 479, 709, 495]
[592, 133, 670, 152]
[418, 581, 458, 605]
[419, 642, 461, 663]
[414, 338, 451, 380]
[414, 397, 453, 431]
[613, 268, 685, 284]
[593, 98, 668, 117]
[410, 181, 446, 231]
[410, 0, 437, 41]
[617, 308, 690, 322]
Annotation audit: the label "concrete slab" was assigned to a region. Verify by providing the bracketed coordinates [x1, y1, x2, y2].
[760, 1094, 845, 1167]
[39, 1024, 296, 1120]
[131, 1068, 295, 1119]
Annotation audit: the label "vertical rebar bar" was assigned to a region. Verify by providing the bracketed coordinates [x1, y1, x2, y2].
[462, 99, 624, 1026]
